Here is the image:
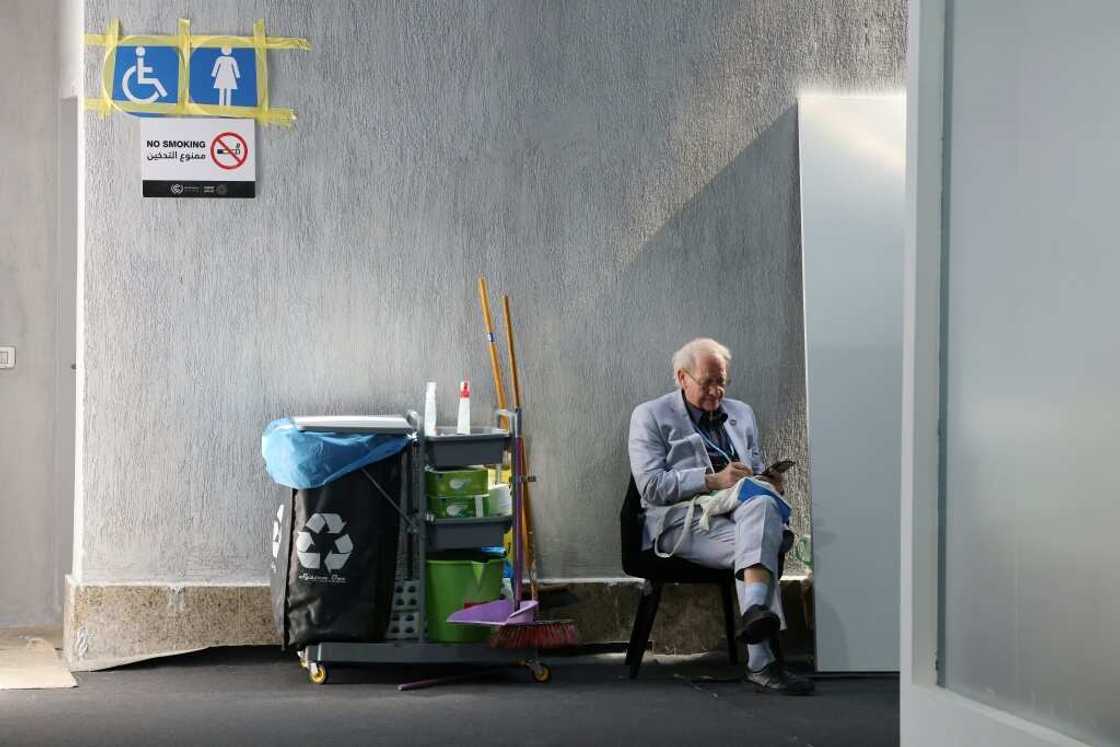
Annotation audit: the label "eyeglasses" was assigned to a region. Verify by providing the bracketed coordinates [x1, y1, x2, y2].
[683, 370, 729, 391]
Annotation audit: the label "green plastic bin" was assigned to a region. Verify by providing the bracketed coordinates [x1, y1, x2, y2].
[425, 552, 504, 643]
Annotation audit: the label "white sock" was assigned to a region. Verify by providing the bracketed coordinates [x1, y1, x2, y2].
[743, 581, 768, 610]
[748, 642, 774, 672]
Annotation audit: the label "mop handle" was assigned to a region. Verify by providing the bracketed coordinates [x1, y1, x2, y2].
[477, 278, 509, 421]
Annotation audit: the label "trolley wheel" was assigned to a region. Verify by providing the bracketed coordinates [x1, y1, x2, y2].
[528, 662, 551, 684]
[308, 662, 328, 685]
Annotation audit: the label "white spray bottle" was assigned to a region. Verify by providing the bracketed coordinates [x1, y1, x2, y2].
[457, 380, 471, 434]
[423, 382, 437, 437]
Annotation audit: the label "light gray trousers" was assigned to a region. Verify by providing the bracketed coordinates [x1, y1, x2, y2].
[655, 495, 788, 625]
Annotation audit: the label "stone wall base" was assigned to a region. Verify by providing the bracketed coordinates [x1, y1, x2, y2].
[539, 576, 814, 662]
[64, 575, 814, 671]
[63, 576, 275, 671]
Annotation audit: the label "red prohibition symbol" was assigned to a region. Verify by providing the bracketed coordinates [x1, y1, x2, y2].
[210, 132, 249, 170]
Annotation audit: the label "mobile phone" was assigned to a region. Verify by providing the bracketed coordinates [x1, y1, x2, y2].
[761, 459, 795, 477]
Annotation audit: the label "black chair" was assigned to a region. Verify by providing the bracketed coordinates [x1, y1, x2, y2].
[620, 475, 792, 678]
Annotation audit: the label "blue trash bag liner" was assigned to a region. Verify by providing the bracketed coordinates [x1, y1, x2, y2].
[262, 418, 410, 489]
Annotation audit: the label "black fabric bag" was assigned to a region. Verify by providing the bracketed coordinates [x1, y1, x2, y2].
[269, 454, 402, 649]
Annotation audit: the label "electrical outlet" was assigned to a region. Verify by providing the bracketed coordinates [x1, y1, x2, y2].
[0, 346, 13, 369]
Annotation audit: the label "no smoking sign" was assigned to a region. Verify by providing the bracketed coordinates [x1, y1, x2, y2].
[210, 131, 248, 171]
[141, 118, 256, 198]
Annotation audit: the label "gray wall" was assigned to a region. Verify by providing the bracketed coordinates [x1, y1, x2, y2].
[0, 0, 69, 626]
[77, 0, 906, 584]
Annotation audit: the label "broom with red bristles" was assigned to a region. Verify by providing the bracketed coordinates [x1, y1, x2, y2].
[476, 283, 578, 650]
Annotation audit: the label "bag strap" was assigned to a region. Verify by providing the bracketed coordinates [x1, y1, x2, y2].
[652, 496, 698, 559]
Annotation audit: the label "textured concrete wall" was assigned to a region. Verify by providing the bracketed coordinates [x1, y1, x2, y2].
[0, 0, 66, 625]
[79, 0, 906, 584]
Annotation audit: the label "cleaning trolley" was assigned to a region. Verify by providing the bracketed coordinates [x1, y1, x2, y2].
[266, 408, 554, 686]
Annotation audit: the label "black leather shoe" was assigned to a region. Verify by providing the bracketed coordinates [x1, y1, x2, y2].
[745, 661, 815, 696]
[738, 604, 780, 644]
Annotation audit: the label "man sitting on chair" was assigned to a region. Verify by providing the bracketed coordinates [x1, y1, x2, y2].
[628, 337, 813, 695]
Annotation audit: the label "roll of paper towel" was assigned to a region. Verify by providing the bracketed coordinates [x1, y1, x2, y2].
[487, 484, 512, 516]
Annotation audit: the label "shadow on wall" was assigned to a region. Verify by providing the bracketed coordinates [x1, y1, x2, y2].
[542, 107, 812, 575]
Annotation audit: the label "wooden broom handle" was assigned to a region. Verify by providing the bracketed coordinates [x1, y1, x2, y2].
[477, 277, 508, 415]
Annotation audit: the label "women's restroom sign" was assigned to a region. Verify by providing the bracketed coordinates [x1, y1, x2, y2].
[188, 47, 258, 108]
[141, 118, 255, 198]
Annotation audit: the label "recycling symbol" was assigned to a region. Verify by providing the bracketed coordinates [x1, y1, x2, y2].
[271, 504, 284, 559]
[295, 513, 352, 571]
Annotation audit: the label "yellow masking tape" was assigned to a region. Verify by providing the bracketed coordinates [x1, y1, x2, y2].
[190, 35, 311, 50]
[86, 34, 311, 50]
[89, 18, 120, 118]
[253, 20, 270, 120]
[83, 18, 309, 126]
[176, 18, 190, 118]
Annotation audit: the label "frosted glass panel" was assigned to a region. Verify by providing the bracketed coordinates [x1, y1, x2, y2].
[943, 3, 1120, 744]
[798, 95, 904, 672]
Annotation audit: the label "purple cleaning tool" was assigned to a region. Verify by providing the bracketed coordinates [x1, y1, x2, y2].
[446, 598, 538, 627]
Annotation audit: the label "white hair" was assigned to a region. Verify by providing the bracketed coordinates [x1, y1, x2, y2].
[671, 338, 731, 384]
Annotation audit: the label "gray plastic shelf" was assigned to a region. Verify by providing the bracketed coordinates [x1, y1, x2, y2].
[427, 516, 512, 551]
[424, 427, 508, 468]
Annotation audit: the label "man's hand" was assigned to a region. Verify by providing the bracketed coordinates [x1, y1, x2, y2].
[705, 461, 753, 491]
[763, 472, 785, 495]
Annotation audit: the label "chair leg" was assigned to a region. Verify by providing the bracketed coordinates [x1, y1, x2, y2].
[719, 579, 740, 666]
[626, 581, 662, 679]
[773, 529, 794, 668]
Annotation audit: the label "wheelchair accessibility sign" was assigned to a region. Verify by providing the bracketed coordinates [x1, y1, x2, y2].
[112, 46, 178, 105]
[141, 118, 255, 198]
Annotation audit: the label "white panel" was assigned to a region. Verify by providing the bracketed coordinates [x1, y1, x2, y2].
[798, 94, 904, 672]
[940, 2, 1120, 744]
[906, 2, 1095, 744]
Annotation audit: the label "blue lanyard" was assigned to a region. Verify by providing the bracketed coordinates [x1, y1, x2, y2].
[696, 424, 736, 465]
[683, 392, 738, 465]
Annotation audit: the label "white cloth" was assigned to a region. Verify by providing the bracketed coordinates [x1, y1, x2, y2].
[653, 476, 785, 557]
[697, 477, 782, 532]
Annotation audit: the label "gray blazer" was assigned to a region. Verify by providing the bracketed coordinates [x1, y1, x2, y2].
[628, 390, 765, 548]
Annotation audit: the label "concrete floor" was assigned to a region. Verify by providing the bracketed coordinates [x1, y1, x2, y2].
[1, 647, 898, 746]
